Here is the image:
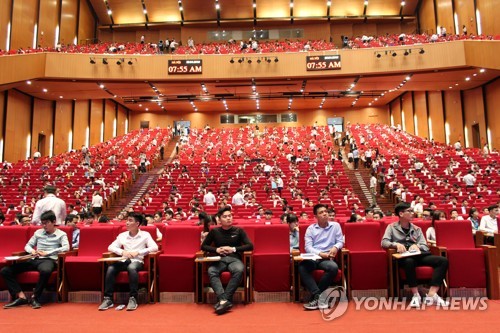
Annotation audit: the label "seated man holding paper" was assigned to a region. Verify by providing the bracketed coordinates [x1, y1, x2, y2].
[1, 210, 69, 309]
[381, 202, 448, 308]
[98, 213, 158, 311]
[299, 204, 344, 310]
[201, 206, 253, 315]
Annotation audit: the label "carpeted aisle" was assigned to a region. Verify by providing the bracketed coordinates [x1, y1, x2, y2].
[1, 301, 500, 333]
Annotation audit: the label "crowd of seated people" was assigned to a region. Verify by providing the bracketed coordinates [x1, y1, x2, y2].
[0, 128, 171, 225]
[347, 123, 499, 233]
[2, 32, 498, 56]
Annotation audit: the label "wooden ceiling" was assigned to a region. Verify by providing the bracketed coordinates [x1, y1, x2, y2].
[90, 0, 419, 27]
[16, 67, 499, 112]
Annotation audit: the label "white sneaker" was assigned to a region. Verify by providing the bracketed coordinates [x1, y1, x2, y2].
[425, 294, 449, 307]
[409, 293, 421, 308]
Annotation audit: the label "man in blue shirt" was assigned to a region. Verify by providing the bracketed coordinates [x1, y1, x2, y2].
[299, 204, 344, 310]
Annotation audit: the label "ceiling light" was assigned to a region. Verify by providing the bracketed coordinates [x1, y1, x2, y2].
[465, 77, 470, 81]
[327, 1, 332, 6]
[139, 104, 142, 107]
[146, 108, 149, 111]
[59, 96, 63, 99]
[215, 3, 220, 10]
[99, 84, 105, 89]
[405, 76, 411, 80]
[401, 1, 405, 6]
[253, 3, 257, 8]
[449, 86, 452, 89]
[479, 68, 485, 73]
[26, 80, 32, 84]
[364, 1, 368, 5]
[43, 88, 47, 93]
[143, 9, 147, 14]
[107, 9, 112, 15]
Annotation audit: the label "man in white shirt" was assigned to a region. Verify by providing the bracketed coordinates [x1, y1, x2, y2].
[203, 189, 216, 206]
[453, 140, 462, 150]
[479, 205, 498, 234]
[91, 191, 103, 216]
[463, 170, 476, 188]
[99, 213, 158, 311]
[32, 185, 67, 225]
[231, 189, 246, 206]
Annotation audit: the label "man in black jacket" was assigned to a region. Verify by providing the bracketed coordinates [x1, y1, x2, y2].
[201, 206, 253, 315]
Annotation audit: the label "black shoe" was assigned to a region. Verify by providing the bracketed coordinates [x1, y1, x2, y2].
[213, 301, 221, 310]
[4, 297, 29, 309]
[31, 298, 41, 309]
[215, 300, 233, 315]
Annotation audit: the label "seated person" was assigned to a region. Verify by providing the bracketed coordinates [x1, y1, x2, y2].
[1, 210, 69, 309]
[287, 213, 299, 252]
[99, 213, 158, 311]
[381, 203, 449, 308]
[299, 204, 344, 310]
[201, 207, 253, 315]
[478, 205, 498, 243]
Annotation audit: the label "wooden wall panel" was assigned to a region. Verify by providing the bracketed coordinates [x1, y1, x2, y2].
[128, 107, 390, 132]
[443, 90, 463, 145]
[352, 24, 378, 38]
[11, 0, 38, 50]
[455, 0, 476, 35]
[436, 0, 454, 34]
[427, 91, 445, 143]
[463, 87, 486, 148]
[38, 0, 59, 48]
[4, 90, 31, 162]
[413, 91, 429, 139]
[0, 91, 5, 161]
[54, 100, 72, 155]
[73, 100, 89, 148]
[485, 79, 500, 150]
[476, 0, 500, 37]
[32, 98, 53, 157]
[89, 99, 102, 145]
[78, 0, 96, 43]
[391, 98, 402, 128]
[0, 0, 13, 52]
[402, 92, 415, 135]
[104, 100, 115, 141]
[60, 0, 78, 45]
[117, 104, 127, 136]
[419, 0, 437, 34]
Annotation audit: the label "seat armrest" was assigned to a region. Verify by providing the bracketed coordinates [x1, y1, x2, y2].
[291, 249, 300, 257]
[12, 251, 28, 256]
[474, 231, 485, 247]
[195, 250, 206, 258]
[60, 250, 78, 258]
[430, 245, 446, 256]
[102, 252, 118, 258]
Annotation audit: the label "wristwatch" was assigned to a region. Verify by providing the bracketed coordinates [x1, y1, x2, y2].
[232, 247, 236, 253]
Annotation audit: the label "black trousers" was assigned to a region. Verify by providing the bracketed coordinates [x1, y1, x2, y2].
[0, 258, 56, 300]
[104, 260, 144, 299]
[398, 254, 448, 288]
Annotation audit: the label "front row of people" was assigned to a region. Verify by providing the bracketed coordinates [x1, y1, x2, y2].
[1, 203, 451, 313]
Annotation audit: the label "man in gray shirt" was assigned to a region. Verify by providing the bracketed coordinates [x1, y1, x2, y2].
[1, 210, 69, 309]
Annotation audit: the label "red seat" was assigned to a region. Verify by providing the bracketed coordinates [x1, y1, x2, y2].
[157, 225, 201, 296]
[63, 226, 117, 298]
[0, 227, 30, 290]
[344, 223, 388, 294]
[435, 221, 498, 299]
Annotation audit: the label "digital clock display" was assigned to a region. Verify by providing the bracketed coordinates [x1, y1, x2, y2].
[306, 55, 341, 71]
[168, 60, 203, 74]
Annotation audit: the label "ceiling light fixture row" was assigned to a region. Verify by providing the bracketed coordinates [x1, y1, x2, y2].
[375, 48, 425, 58]
[230, 57, 278, 64]
[90, 57, 136, 65]
[319, 97, 326, 109]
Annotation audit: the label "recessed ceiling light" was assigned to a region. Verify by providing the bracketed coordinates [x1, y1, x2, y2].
[473, 74, 477, 76]
[42, 88, 48, 93]
[59, 96, 63, 99]
[465, 77, 470, 81]
[455, 83, 459, 86]
[479, 69, 485, 73]
[405, 76, 411, 81]
[449, 86, 452, 89]
[99, 84, 105, 89]
[146, 108, 149, 111]
[26, 80, 32, 85]
[139, 104, 142, 107]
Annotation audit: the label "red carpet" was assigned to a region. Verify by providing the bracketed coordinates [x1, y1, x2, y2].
[1, 301, 499, 333]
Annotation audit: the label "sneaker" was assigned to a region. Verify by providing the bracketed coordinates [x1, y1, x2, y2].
[98, 297, 114, 311]
[425, 293, 449, 307]
[126, 296, 138, 311]
[409, 293, 421, 308]
[215, 300, 232, 315]
[3, 297, 29, 309]
[303, 295, 320, 310]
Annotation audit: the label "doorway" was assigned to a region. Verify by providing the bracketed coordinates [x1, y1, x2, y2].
[38, 133, 46, 156]
[471, 124, 480, 148]
[173, 120, 191, 136]
[140, 121, 150, 129]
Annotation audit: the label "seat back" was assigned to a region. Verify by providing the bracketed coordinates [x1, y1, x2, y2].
[344, 223, 381, 251]
[0, 227, 29, 256]
[412, 221, 431, 236]
[78, 226, 116, 256]
[161, 225, 201, 254]
[434, 221, 475, 249]
[253, 225, 289, 254]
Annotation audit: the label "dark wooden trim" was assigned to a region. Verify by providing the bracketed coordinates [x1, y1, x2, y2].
[57, 0, 63, 44]
[71, 100, 75, 150]
[441, 91, 447, 143]
[75, 0, 81, 44]
[102, 99, 106, 142]
[411, 91, 416, 135]
[415, 0, 424, 34]
[114, 100, 118, 137]
[473, 0, 478, 35]
[2, 91, 8, 161]
[126, 109, 130, 133]
[459, 90, 466, 146]
[29, 96, 35, 158]
[399, 95, 403, 128]
[481, 85, 489, 146]
[83, 0, 98, 41]
[8, 0, 14, 51]
[35, 0, 41, 47]
[52, 101, 56, 156]
[87, 99, 91, 145]
[425, 91, 430, 139]
[433, 0, 439, 34]
[389, 103, 393, 126]
[451, 0, 457, 34]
